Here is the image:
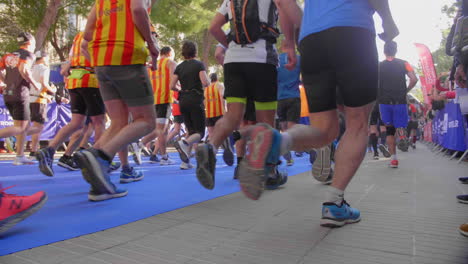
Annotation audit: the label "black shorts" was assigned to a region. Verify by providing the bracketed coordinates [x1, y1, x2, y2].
[69, 88, 106, 116]
[277, 97, 301, 123]
[155, 103, 171, 119]
[179, 91, 205, 138]
[224, 63, 278, 103]
[173, 115, 184, 124]
[30, 103, 47, 124]
[299, 27, 378, 113]
[244, 99, 256, 122]
[407, 120, 418, 130]
[369, 105, 382, 126]
[206, 115, 222, 127]
[5, 99, 30, 121]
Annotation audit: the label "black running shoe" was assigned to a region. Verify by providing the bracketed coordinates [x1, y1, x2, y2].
[58, 155, 80, 171]
[195, 143, 216, 189]
[36, 148, 55, 177]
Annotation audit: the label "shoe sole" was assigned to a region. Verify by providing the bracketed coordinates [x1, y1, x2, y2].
[222, 138, 234, 166]
[195, 145, 216, 190]
[460, 228, 468, 237]
[132, 153, 142, 165]
[0, 193, 48, 234]
[88, 191, 128, 202]
[120, 175, 145, 184]
[77, 151, 115, 194]
[458, 199, 468, 204]
[36, 151, 54, 177]
[373, 156, 379, 160]
[57, 161, 80, 171]
[378, 145, 391, 158]
[174, 141, 189, 163]
[312, 146, 331, 182]
[320, 216, 361, 228]
[389, 164, 398, 168]
[239, 124, 277, 200]
[13, 161, 35, 166]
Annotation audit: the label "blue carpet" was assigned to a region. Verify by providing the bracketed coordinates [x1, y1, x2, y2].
[0, 152, 311, 255]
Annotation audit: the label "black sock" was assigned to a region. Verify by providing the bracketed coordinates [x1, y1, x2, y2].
[63, 154, 71, 158]
[237, 156, 243, 164]
[96, 149, 112, 162]
[370, 133, 378, 154]
[232, 130, 242, 142]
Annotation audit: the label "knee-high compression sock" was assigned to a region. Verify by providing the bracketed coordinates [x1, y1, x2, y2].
[370, 133, 378, 154]
[380, 131, 387, 145]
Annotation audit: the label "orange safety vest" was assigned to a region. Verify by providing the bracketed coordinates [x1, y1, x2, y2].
[89, 0, 149, 66]
[204, 82, 224, 118]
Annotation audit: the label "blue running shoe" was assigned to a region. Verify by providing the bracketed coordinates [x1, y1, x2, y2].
[149, 154, 160, 163]
[457, 194, 468, 204]
[222, 137, 234, 166]
[195, 143, 216, 190]
[36, 147, 55, 177]
[265, 168, 288, 190]
[108, 161, 121, 173]
[120, 167, 144, 183]
[238, 123, 281, 200]
[321, 200, 361, 228]
[88, 187, 128, 202]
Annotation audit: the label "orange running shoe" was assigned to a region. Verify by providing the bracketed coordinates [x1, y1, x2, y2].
[0, 186, 47, 234]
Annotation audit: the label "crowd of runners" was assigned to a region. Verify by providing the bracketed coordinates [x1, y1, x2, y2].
[0, 0, 466, 238]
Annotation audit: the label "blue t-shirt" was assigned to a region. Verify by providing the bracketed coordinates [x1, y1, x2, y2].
[277, 53, 301, 100]
[299, 0, 375, 42]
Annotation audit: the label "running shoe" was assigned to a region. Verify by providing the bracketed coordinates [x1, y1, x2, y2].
[309, 149, 317, 164]
[457, 194, 468, 204]
[57, 155, 79, 171]
[322, 169, 334, 185]
[459, 177, 468, 184]
[0, 187, 47, 234]
[4, 137, 15, 153]
[265, 168, 288, 190]
[195, 143, 216, 190]
[140, 142, 151, 156]
[29, 151, 35, 157]
[238, 123, 281, 200]
[233, 165, 239, 180]
[389, 159, 398, 168]
[312, 145, 332, 182]
[36, 147, 55, 176]
[397, 137, 409, 152]
[460, 223, 468, 237]
[378, 144, 391, 158]
[373, 153, 379, 160]
[295, 152, 303, 157]
[120, 167, 144, 183]
[174, 139, 190, 163]
[74, 149, 127, 201]
[222, 137, 234, 166]
[160, 157, 175, 165]
[180, 161, 193, 170]
[284, 151, 294, 166]
[13, 156, 35, 166]
[149, 154, 160, 163]
[108, 161, 121, 173]
[320, 200, 361, 228]
[130, 142, 142, 165]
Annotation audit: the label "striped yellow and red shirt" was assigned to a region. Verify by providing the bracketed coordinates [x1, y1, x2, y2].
[66, 32, 99, 89]
[204, 82, 224, 118]
[89, 0, 149, 66]
[149, 58, 173, 104]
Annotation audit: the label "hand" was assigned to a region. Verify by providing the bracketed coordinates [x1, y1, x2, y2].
[282, 39, 297, 70]
[379, 18, 399, 42]
[148, 36, 160, 71]
[61, 97, 70, 104]
[80, 39, 91, 63]
[455, 64, 466, 88]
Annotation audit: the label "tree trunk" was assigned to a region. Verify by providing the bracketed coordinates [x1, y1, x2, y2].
[49, 26, 67, 62]
[201, 29, 214, 67]
[35, 0, 62, 51]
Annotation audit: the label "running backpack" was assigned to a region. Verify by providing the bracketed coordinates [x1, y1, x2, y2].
[227, 0, 280, 45]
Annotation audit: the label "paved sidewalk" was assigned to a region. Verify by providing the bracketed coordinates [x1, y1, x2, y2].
[1, 143, 467, 264]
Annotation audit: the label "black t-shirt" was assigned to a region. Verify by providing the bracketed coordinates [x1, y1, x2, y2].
[0, 48, 35, 101]
[174, 59, 206, 93]
[378, 58, 411, 105]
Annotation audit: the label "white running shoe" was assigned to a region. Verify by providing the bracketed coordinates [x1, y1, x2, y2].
[130, 142, 142, 165]
[180, 161, 193, 170]
[160, 157, 175, 165]
[13, 156, 35, 165]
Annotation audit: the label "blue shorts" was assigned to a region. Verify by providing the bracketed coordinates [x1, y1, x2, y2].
[379, 104, 408, 128]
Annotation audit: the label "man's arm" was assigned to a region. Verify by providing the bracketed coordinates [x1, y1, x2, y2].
[214, 45, 226, 65]
[170, 74, 180, 92]
[406, 71, 418, 92]
[209, 13, 228, 48]
[131, 0, 159, 70]
[199, 71, 210, 88]
[19, 60, 40, 91]
[367, 0, 399, 41]
[274, 0, 301, 70]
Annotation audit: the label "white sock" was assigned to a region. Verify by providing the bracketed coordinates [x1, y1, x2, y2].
[325, 186, 344, 205]
[280, 132, 292, 155]
[162, 154, 168, 159]
[391, 154, 397, 160]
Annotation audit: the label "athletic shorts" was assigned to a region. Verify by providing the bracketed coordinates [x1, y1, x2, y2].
[369, 105, 382, 126]
[96, 64, 154, 107]
[379, 104, 408, 128]
[155, 103, 171, 119]
[173, 115, 184, 124]
[244, 99, 256, 122]
[277, 97, 301, 123]
[206, 115, 222, 127]
[69, 88, 106, 116]
[179, 91, 205, 138]
[30, 103, 47, 124]
[5, 99, 30, 121]
[407, 120, 418, 130]
[224, 63, 278, 103]
[299, 27, 378, 113]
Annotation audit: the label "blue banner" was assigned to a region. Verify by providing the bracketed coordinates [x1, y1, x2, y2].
[432, 101, 467, 152]
[0, 95, 72, 141]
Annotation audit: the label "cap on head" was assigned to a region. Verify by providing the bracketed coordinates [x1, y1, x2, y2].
[17, 32, 34, 46]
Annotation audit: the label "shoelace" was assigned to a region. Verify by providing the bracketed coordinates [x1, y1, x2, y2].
[0, 185, 24, 198]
